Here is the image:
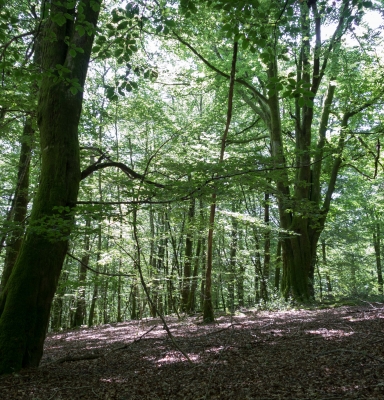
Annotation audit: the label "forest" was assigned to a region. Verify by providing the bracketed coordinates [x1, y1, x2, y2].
[0, 0, 384, 396]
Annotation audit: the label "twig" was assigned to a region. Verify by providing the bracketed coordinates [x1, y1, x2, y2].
[206, 323, 244, 335]
[49, 325, 158, 364]
[66, 252, 135, 278]
[53, 353, 102, 364]
[107, 325, 157, 353]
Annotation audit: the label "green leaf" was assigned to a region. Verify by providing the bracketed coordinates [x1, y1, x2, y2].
[70, 86, 78, 95]
[164, 19, 176, 27]
[303, 90, 315, 97]
[90, 0, 100, 11]
[69, 48, 76, 57]
[242, 39, 250, 49]
[257, 38, 266, 48]
[52, 12, 67, 27]
[76, 25, 85, 37]
[305, 99, 314, 108]
[298, 97, 305, 107]
[269, 77, 280, 83]
[282, 91, 291, 98]
[114, 48, 124, 57]
[106, 87, 116, 99]
[117, 21, 128, 30]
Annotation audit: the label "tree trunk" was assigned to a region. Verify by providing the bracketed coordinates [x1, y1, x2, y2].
[0, 119, 33, 293]
[274, 240, 282, 291]
[0, 1, 99, 374]
[373, 223, 383, 293]
[186, 200, 204, 313]
[203, 41, 238, 322]
[72, 218, 90, 327]
[51, 267, 69, 331]
[322, 239, 332, 293]
[261, 192, 270, 301]
[228, 208, 238, 312]
[181, 197, 195, 311]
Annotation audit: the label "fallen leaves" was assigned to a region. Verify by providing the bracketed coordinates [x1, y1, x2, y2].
[0, 304, 383, 399]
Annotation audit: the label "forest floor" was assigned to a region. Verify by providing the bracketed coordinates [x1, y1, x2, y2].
[1, 303, 384, 399]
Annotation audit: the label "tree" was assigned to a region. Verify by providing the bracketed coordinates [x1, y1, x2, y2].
[0, 0, 100, 374]
[170, 0, 384, 301]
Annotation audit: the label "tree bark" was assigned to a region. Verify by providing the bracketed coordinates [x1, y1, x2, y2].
[0, 0, 100, 374]
[0, 119, 33, 293]
[72, 217, 90, 327]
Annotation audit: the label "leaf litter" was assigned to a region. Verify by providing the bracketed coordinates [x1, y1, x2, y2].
[0, 304, 383, 399]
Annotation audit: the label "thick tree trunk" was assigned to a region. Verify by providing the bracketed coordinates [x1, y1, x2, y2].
[0, 1, 99, 374]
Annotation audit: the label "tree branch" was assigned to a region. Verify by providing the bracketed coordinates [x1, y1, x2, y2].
[80, 161, 165, 188]
[66, 252, 135, 278]
[173, 31, 268, 104]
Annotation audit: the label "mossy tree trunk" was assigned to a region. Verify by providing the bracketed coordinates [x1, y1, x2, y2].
[0, 0, 100, 374]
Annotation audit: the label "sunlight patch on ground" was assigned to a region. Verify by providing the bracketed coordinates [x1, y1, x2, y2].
[156, 353, 200, 365]
[305, 328, 354, 339]
[343, 313, 384, 322]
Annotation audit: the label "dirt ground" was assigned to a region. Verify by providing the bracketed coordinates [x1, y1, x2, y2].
[0, 303, 383, 399]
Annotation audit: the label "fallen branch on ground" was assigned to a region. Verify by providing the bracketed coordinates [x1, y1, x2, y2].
[49, 325, 157, 364]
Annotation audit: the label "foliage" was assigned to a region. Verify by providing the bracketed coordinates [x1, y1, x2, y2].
[0, 0, 383, 353]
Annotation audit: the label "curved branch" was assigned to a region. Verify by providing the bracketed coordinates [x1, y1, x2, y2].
[80, 161, 165, 188]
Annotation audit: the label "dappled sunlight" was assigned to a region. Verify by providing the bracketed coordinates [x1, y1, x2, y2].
[2, 305, 380, 399]
[305, 328, 354, 339]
